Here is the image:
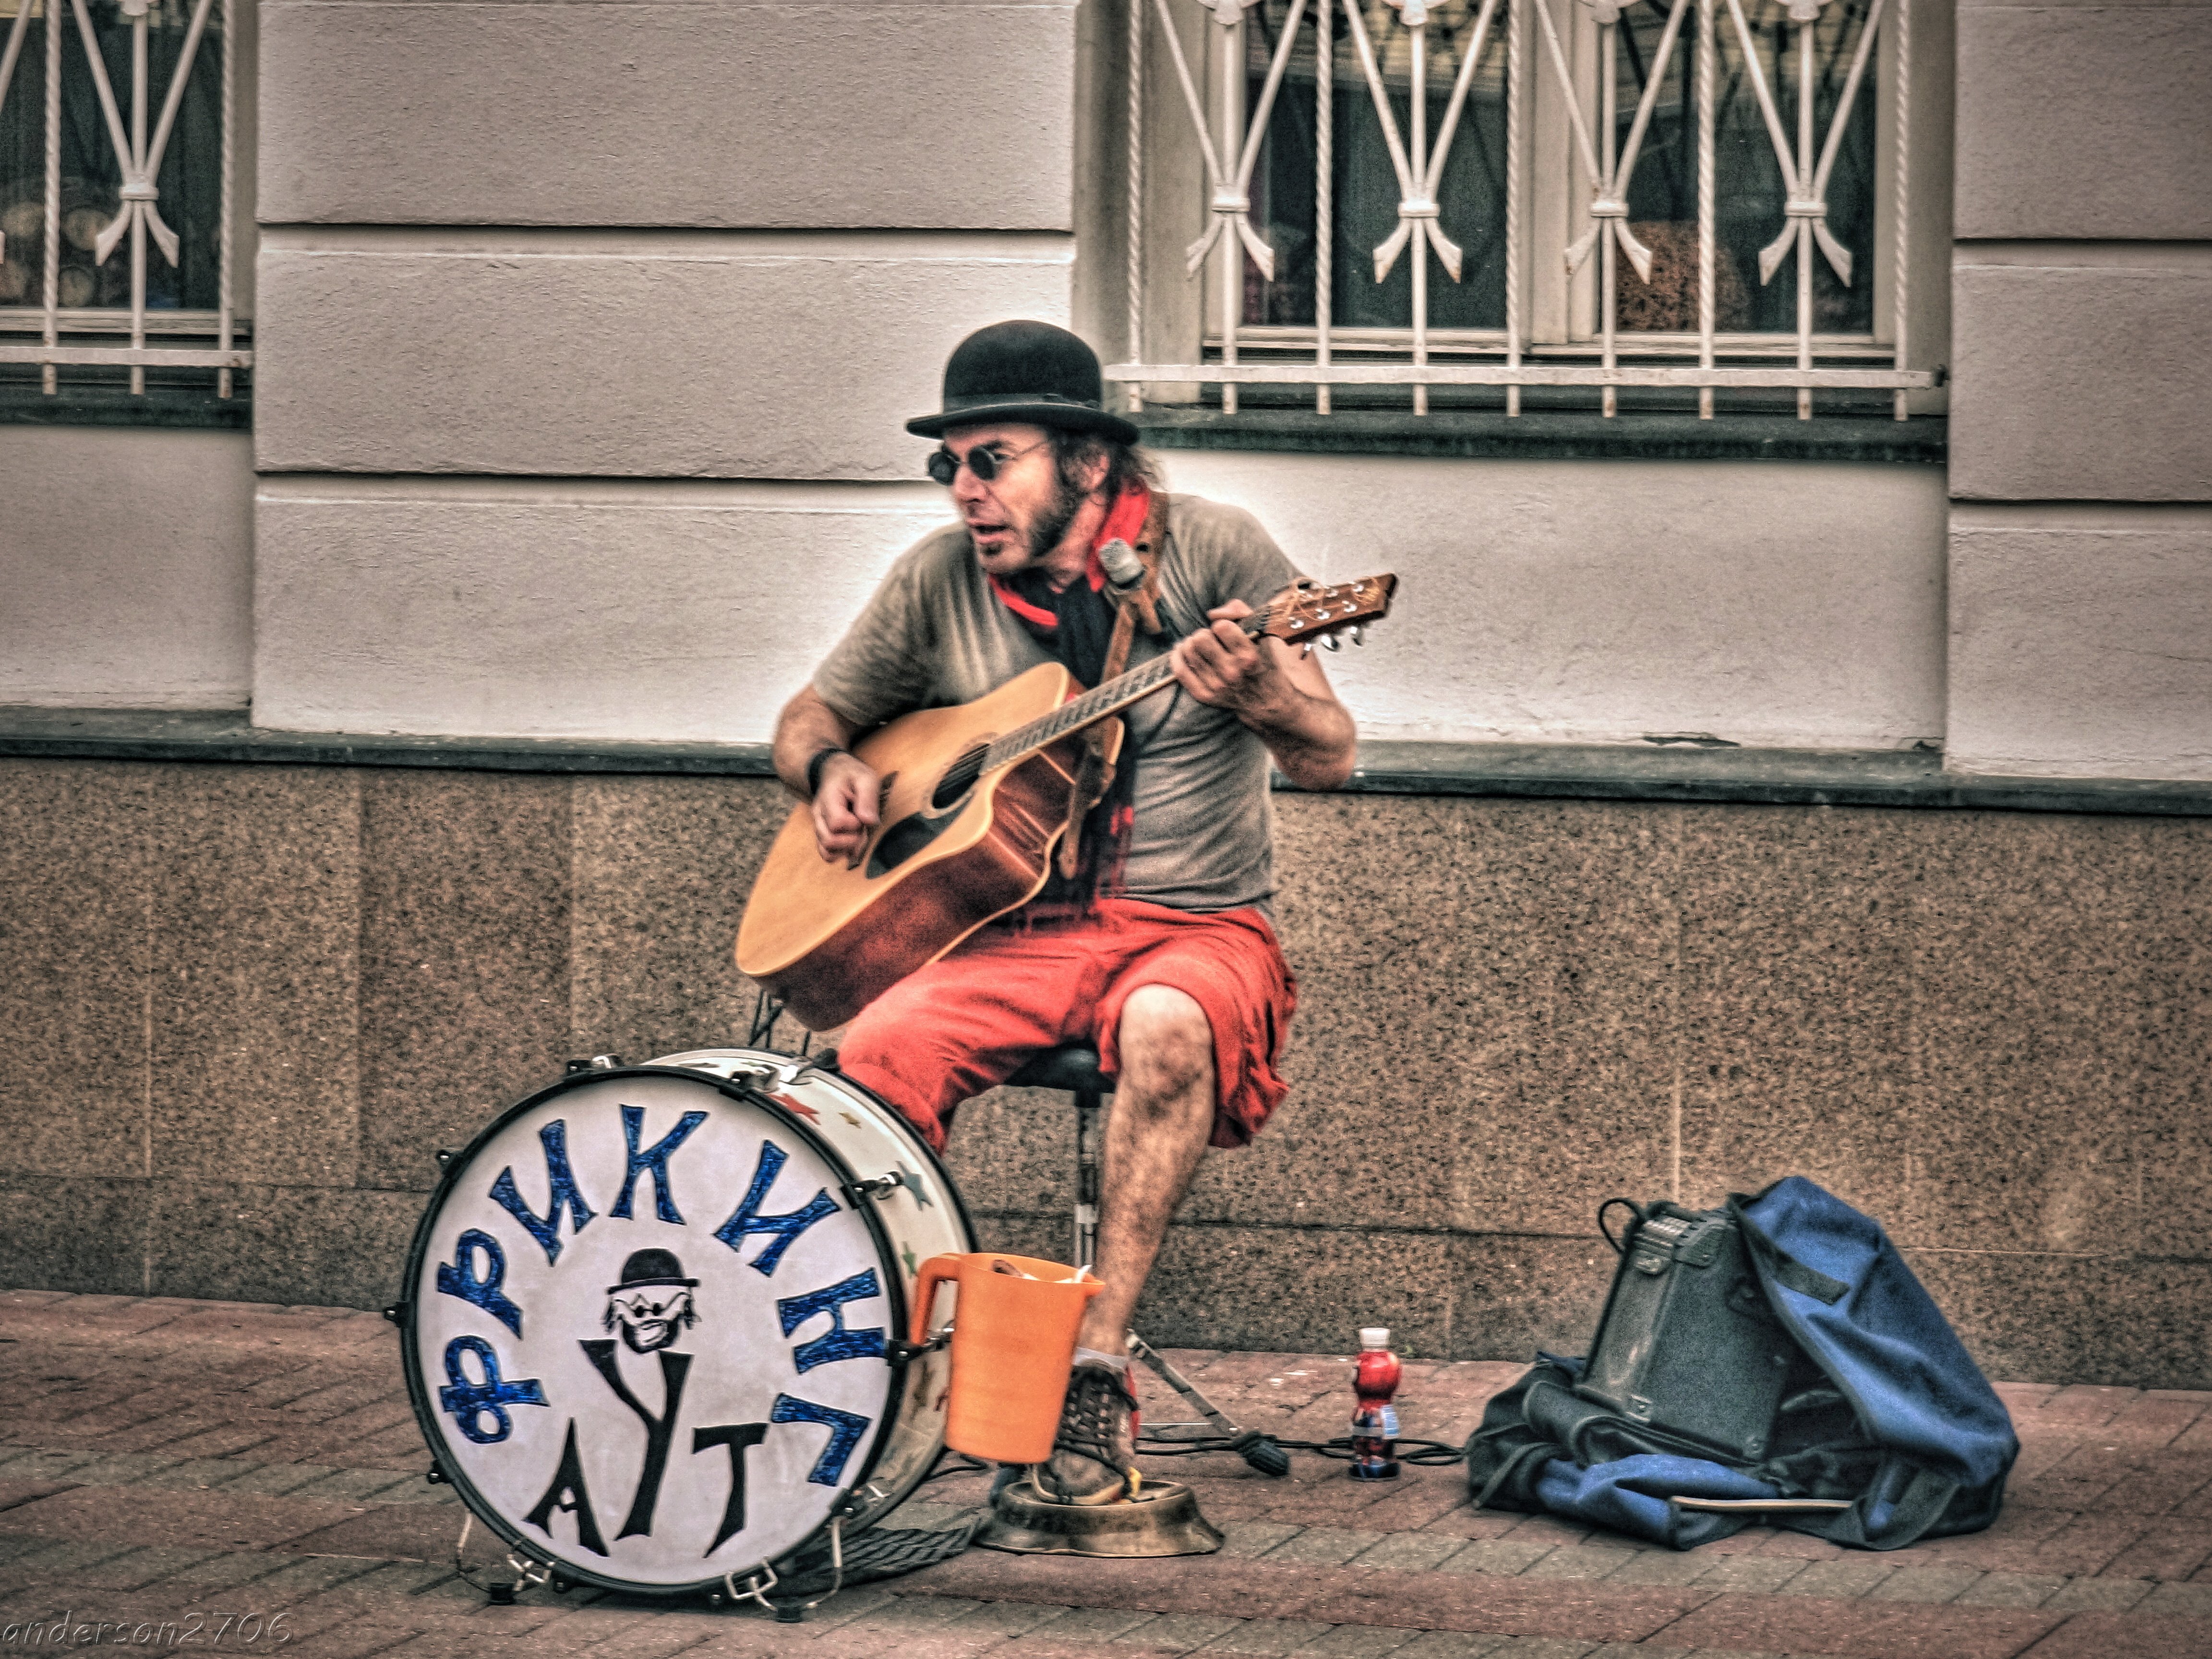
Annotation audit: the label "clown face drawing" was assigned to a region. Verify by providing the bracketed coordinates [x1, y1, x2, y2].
[602, 1248, 701, 1354]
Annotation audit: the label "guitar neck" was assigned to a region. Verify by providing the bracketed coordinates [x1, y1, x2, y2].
[982, 613, 1265, 774]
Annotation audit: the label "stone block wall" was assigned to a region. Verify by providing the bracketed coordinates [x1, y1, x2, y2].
[249, 0, 1083, 738]
[3, 429, 255, 710]
[4, 757, 2206, 1386]
[1945, 0, 2212, 780]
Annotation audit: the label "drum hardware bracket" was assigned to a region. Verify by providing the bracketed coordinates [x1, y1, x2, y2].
[842, 1171, 908, 1203]
[786, 1050, 842, 1086]
[713, 1502, 865, 1620]
[565, 1054, 625, 1073]
[432, 1147, 458, 1169]
[381, 1302, 404, 1325]
[452, 1511, 553, 1606]
[886, 1332, 950, 1366]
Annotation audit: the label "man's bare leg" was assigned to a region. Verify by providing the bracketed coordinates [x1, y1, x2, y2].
[1035, 984, 1215, 1502]
[1080, 983, 1216, 1353]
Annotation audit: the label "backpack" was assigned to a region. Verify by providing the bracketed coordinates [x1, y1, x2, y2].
[1463, 1176, 2019, 1551]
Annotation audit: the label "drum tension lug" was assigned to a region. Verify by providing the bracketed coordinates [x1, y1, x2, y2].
[886, 1334, 948, 1366]
[565, 1054, 625, 1073]
[843, 1172, 906, 1203]
[381, 1303, 403, 1324]
[433, 1147, 457, 1168]
[424, 1463, 448, 1485]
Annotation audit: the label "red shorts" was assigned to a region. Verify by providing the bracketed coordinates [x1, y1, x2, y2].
[836, 898, 1298, 1154]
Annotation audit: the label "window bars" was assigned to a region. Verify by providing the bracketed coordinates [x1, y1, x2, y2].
[1112, 0, 1929, 420]
[0, 0, 247, 395]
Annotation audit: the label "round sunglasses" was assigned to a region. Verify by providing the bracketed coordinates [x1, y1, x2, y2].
[925, 436, 1050, 486]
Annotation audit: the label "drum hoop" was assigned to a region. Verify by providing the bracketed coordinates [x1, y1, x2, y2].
[397, 1062, 926, 1599]
[710, 1050, 979, 1258]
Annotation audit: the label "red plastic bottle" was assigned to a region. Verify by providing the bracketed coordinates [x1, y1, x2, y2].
[1349, 1326, 1402, 1480]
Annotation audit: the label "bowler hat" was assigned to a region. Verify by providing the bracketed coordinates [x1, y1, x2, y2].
[907, 320, 1140, 445]
[607, 1248, 697, 1294]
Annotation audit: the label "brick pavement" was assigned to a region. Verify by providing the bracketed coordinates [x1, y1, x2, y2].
[4, 1291, 2212, 1658]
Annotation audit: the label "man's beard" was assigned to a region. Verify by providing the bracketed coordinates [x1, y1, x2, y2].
[1020, 471, 1087, 567]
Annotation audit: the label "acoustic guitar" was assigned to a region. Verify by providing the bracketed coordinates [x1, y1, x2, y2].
[735, 574, 1398, 1031]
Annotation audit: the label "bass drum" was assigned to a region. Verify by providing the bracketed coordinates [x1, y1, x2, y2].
[399, 1049, 973, 1598]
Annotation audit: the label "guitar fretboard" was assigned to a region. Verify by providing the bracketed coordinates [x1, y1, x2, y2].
[981, 612, 1270, 775]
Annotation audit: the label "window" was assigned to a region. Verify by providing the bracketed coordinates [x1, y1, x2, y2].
[0, 0, 249, 397]
[1112, 0, 1937, 420]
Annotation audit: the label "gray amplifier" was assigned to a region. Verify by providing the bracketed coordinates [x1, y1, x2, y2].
[1576, 1202, 1800, 1463]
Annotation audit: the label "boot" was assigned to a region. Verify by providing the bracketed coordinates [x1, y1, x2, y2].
[1031, 1360, 1139, 1505]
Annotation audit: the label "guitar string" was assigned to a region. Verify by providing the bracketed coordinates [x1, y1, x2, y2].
[927, 583, 1372, 801]
[979, 612, 1269, 776]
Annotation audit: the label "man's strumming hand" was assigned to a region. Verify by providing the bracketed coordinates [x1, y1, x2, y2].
[811, 752, 881, 864]
[770, 685, 881, 860]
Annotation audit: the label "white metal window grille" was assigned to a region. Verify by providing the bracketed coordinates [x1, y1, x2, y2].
[1114, 0, 1930, 420]
[0, 0, 247, 395]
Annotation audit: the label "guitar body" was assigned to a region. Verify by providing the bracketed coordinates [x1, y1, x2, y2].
[735, 662, 1123, 1032]
[733, 571, 1396, 1034]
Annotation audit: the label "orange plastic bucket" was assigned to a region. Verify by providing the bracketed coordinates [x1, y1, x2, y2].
[911, 1252, 1105, 1465]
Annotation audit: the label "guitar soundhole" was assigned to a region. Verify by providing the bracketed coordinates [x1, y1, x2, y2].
[867, 811, 947, 878]
[932, 745, 989, 811]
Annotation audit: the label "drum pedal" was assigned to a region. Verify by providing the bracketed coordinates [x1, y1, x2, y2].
[980, 1478, 1223, 1558]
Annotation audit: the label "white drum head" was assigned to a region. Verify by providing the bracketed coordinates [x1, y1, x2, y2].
[403, 1068, 904, 1593]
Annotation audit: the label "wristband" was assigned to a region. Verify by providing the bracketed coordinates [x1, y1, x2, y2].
[805, 745, 850, 798]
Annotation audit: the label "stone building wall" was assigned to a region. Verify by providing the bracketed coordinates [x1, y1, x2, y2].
[5, 0, 2209, 1388]
[1944, 0, 2212, 780]
[4, 757, 2205, 1386]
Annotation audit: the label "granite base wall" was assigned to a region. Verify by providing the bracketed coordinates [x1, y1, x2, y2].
[3, 758, 2205, 1383]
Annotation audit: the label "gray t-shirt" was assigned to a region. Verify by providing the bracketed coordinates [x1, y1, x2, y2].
[812, 493, 1299, 914]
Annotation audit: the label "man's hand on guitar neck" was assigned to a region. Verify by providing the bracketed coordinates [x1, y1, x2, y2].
[772, 686, 881, 863]
[1171, 601, 1358, 792]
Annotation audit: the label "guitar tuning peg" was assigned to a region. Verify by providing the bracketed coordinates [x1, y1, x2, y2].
[1347, 625, 1365, 646]
[1321, 633, 1343, 652]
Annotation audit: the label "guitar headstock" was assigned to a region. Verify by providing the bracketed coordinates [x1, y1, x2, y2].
[1258, 574, 1399, 651]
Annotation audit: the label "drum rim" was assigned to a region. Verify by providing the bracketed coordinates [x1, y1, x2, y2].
[397, 1061, 925, 1599]
[653, 1048, 978, 1254]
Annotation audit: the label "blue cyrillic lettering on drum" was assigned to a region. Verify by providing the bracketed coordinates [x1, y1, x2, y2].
[769, 1393, 871, 1487]
[776, 1270, 887, 1373]
[489, 1119, 596, 1264]
[435, 1228, 524, 1336]
[437, 1336, 548, 1444]
[612, 1106, 709, 1224]
[712, 1140, 839, 1276]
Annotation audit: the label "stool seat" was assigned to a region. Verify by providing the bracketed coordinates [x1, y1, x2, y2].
[1006, 1045, 1111, 1096]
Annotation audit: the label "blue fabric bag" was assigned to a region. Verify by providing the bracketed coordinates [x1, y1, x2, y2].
[1464, 1177, 2019, 1551]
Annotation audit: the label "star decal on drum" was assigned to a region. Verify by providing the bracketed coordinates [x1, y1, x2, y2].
[768, 1091, 820, 1123]
[896, 1160, 934, 1209]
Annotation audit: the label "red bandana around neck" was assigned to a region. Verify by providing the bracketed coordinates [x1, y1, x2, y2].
[987, 482, 1152, 629]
